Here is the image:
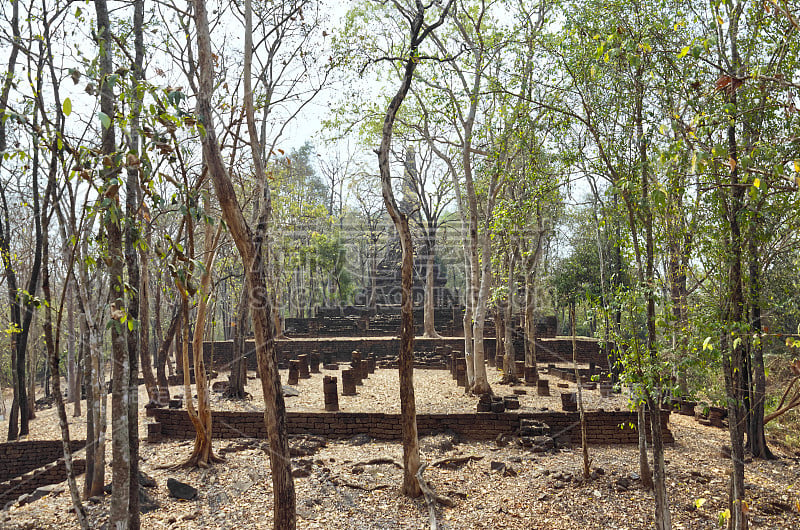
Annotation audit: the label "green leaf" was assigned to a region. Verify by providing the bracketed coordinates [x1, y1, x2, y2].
[98, 111, 111, 130]
[652, 187, 667, 209]
[62, 98, 72, 116]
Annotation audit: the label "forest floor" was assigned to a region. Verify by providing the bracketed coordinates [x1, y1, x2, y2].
[1, 366, 799, 529]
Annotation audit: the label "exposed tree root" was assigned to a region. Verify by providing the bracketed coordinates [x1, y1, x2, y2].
[430, 455, 483, 469]
[416, 463, 456, 530]
[351, 458, 402, 469]
[329, 476, 391, 491]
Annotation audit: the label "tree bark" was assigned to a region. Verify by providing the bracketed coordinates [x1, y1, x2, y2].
[502, 250, 517, 383]
[155, 306, 181, 406]
[94, 1, 134, 525]
[180, 216, 223, 468]
[192, 0, 295, 526]
[746, 218, 773, 459]
[571, 304, 590, 479]
[422, 236, 440, 338]
[39, 148, 88, 529]
[471, 227, 494, 395]
[495, 304, 505, 370]
[722, 7, 748, 529]
[139, 234, 158, 406]
[225, 285, 250, 399]
[638, 403, 654, 490]
[374, 1, 453, 496]
[0, 0, 24, 441]
[125, 0, 145, 518]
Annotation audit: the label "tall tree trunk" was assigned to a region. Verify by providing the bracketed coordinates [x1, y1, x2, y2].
[722, 7, 748, 529]
[94, 1, 134, 525]
[525, 278, 538, 384]
[634, 57, 672, 530]
[124, 0, 145, 519]
[68, 284, 81, 417]
[502, 250, 517, 383]
[462, 251, 475, 387]
[155, 306, 180, 406]
[225, 285, 249, 399]
[471, 229, 493, 395]
[373, 1, 452, 496]
[181, 217, 223, 467]
[647, 394, 670, 530]
[139, 234, 158, 406]
[571, 304, 590, 479]
[422, 236, 440, 338]
[39, 154, 88, 529]
[76, 234, 106, 499]
[638, 403, 654, 490]
[746, 218, 773, 459]
[0, 0, 23, 442]
[450, 159, 474, 386]
[192, 0, 296, 526]
[495, 304, 505, 370]
[80, 308, 94, 499]
[378, 70, 422, 500]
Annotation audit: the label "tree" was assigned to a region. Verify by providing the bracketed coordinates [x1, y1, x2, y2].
[94, 0, 137, 525]
[401, 143, 451, 338]
[175, 193, 223, 468]
[1, 0, 41, 440]
[191, 0, 296, 526]
[374, 0, 453, 496]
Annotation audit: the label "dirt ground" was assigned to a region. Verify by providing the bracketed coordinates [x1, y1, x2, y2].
[1, 366, 799, 529]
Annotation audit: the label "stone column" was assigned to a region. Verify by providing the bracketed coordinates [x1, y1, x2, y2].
[341, 369, 357, 396]
[524, 366, 538, 386]
[456, 357, 467, 387]
[351, 351, 362, 381]
[537, 378, 550, 397]
[287, 360, 300, 386]
[309, 351, 321, 374]
[323, 376, 339, 411]
[298, 354, 311, 379]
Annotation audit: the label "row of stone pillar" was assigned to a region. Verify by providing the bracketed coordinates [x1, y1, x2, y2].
[323, 350, 378, 410]
[448, 350, 468, 387]
[287, 353, 322, 385]
[494, 357, 539, 385]
[452, 349, 551, 396]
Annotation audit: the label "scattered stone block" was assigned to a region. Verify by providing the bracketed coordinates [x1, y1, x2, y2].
[282, 386, 300, 397]
[167, 478, 197, 500]
[537, 379, 550, 397]
[560, 392, 577, 412]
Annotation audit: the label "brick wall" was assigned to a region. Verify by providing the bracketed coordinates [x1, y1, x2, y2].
[0, 440, 86, 483]
[180, 336, 609, 375]
[148, 408, 672, 445]
[0, 457, 86, 508]
[285, 308, 464, 337]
